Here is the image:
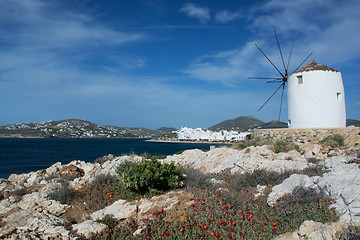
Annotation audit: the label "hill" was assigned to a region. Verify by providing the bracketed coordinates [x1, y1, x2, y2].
[0, 119, 171, 138]
[347, 119, 360, 127]
[207, 116, 265, 132]
[258, 120, 288, 129]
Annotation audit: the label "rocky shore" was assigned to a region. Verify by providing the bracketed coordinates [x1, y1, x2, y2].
[0, 133, 359, 239]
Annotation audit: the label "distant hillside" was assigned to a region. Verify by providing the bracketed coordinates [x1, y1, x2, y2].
[347, 119, 360, 127]
[258, 120, 288, 129]
[207, 116, 265, 132]
[0, 119, 171, 138]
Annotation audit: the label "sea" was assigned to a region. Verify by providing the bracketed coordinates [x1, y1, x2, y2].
[0, 138, 220, 179]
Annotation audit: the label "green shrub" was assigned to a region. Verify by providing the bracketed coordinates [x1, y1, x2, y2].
[320, 134, 345, 148]
[274, 139, 299, 153]
[181, 167, 213, 189]
[231, 169, 291, 190]
[98, 214, 118, 229]
[48, 179, 76, 204]
[116, 158, 182, 194]
[234, 137, 275, 150]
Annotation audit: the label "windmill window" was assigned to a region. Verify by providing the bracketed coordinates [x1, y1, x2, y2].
[337, 92, 342, 100]
[297, 75, 303, 84]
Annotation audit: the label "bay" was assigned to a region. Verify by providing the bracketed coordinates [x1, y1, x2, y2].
[0, 138, 219, 179]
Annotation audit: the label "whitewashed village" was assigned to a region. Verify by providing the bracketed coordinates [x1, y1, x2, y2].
[174, 127, 250, 142]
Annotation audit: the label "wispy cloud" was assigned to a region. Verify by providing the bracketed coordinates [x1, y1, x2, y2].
[179, 3, 210, 23]
[215, 10, 241, 23]
[183, 42, 262, 86]
[184, 0, 360, 84]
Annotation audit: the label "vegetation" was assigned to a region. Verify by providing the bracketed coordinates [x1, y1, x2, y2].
[274, 139, 300, 153]
[320, 134, 345, 148]
[234, 137, 300, 154]
[116, 158, 182, 195]
[71, 163, 338, 240]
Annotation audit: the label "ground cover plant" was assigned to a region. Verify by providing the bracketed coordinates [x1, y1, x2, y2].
[320, 134, 345, 148]
[70, 158, 339, 239]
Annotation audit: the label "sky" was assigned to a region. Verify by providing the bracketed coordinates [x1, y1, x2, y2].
[0, 0, 359, 129]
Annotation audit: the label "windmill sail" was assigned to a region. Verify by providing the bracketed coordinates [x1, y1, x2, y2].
[250, 28, 312, 121]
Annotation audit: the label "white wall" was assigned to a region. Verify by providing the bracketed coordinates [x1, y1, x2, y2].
[287, 70, 346, 128]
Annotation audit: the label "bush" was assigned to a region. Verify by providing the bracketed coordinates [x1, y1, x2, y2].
[234, 137, 274, 150]
[91, 173, 118, 185]
[181, 167, 213, 189]
[320, 134, 345, 148]
[98, 214, 118, 229]
[116, 158, 182, 194]
[276, 186, 338, 223]
[48, 179, 76, 204]
[274, 139, 299, 153]
[339, 225, 360, 240]
[231, 169, 291, 190]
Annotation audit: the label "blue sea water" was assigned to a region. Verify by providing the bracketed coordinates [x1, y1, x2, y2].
[0, 138, 218, 179]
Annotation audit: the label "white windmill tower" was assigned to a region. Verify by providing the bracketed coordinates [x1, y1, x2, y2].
[287, 61, 346, 128]
[249, 28, 346, 128]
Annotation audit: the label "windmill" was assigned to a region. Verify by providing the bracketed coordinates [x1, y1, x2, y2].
[249, 28, 313, 121]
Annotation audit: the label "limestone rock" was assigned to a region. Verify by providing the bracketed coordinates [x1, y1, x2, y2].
[72, 220, 107, 238]
[274, 220, 347, 240]
[267, 174, 318, 206]
[90, 200, 137, 221]
[61, 202, 89, 224]
[137, 190, 194, 223]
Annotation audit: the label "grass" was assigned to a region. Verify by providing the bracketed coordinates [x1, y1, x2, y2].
[69, 163, 339, 239]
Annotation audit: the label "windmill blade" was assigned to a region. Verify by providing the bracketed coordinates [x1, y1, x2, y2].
[287, 32, 296, 72]
[267, 79, 284, 83]
[255, 44, 285, 78]
[274, 27, 287, 74]
[258, 82, 285, 112]
[292, 52, 313, 73]
[278, 82, 286, 121]
[248, 77, 283, 80]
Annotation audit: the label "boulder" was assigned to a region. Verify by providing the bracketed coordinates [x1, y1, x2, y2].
[267, 174, 318, 206]
[72, 220, 107, 238]
[90, 200, 137, 221]
[274, 220, 347, 240]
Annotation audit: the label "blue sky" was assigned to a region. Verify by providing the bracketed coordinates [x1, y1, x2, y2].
[0, 0, 359, 129]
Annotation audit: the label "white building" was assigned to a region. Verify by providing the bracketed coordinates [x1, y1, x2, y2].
[287, 61, 346, 128]
[175, 127, 250, 142]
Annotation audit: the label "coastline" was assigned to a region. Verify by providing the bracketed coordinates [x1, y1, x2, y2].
[145, 139, 231, 145]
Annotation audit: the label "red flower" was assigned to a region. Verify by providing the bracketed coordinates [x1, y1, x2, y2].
[191, 203, 195, 207]
[164, 231, 169, 236]
[228, 233, 232, 238]
[179, 227, 184, 232]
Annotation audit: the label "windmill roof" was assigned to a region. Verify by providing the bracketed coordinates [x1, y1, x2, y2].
[293, 61, 339, 74]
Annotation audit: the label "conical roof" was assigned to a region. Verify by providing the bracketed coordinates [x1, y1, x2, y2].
[293, 61, 339, 74]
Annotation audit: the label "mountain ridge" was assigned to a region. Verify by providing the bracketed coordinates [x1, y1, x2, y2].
[0, 117, 358, 138]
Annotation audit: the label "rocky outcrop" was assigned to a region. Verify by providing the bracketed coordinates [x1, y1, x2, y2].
[163, 147, 309, 174]
[267, 156, 360, 224]
[274, 220, 346, 240]
[0, 141, 359, 239]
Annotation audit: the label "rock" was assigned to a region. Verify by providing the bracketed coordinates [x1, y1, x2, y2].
[62, 202, 89, 224]
[0, 209, 68, 239]
[90, 200, 137, 221]
[267, 174, 318, 206]
[72, 220, 107, 238]
[274, 220, 347, 240]
[59, 164, 85, 179]
[137, 190, 194, 223]
[317, 156, 360, 222]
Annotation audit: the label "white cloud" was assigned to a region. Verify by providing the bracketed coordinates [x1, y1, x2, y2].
[215, 10, 241, 23]
[179, 3, 210, 23]
[250, 0, 360, 66]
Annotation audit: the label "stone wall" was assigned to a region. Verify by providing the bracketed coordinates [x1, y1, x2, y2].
[251, 127, 360, 144]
